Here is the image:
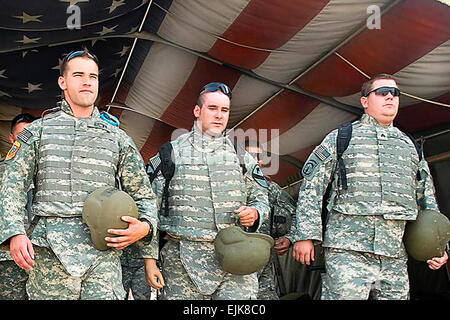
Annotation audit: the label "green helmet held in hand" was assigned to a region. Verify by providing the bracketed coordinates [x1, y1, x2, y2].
[403, 209, 450, 262]
[214, 226, 274, 275]
[82, 186, 139, 251]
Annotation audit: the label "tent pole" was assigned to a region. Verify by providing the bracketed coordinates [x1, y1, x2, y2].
[108, 0, 154, 109]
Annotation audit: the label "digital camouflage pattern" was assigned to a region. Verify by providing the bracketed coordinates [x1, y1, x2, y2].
[27, 246, 125, 300]
[0, 260, 28, 300]
[321, 248, 409, 300]
[0, 100, 158, 299]
[294, 114, 439, 299]
[121, 243, 152, 300]
[0, 158, 32, 300]
[148, 124, 269, 299]
[256, 254, 278, 300]
[159, 240, 258, 299]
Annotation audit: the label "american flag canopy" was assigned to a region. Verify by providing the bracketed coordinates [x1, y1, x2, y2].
[1, 0, 449, 190]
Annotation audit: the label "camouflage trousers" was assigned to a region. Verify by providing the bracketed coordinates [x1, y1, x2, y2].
[0, 260, 28, 300]
[122, 264, 152, 300]
[27, 246, 126, 300]
[159, 240, 258, 300]
[256, 252, 279, 300]
[321, 248, 409, 300]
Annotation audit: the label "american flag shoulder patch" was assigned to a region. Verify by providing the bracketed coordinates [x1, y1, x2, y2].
[147, 153, 161, 175]
[314, 145, 331, 162]
[17, 128, 33, 144]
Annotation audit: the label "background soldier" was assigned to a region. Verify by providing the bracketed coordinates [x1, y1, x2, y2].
[121, 242, 153, 300]
[0, 49, 158, 300]
[292, 73, 448, 300]
[0, 113, 36, 300]
[144, 82, 269, 300]
[244, 140, 296, 300]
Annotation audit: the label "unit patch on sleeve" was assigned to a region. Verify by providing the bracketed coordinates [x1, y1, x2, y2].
[5, 141, 21, 161]
[252, 164, 268, 189]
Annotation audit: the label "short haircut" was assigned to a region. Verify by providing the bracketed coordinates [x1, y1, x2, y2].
[59, 47, 99, 76]
[11, 113, 36, 133]
[361, 73, 397, 97]
[196, 82, 232, 107]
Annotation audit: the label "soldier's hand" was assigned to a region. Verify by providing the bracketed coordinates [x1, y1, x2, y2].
[234, 206, 258, 227]
[106, 216, 150, 250]
[293, 240, 314, 265]
[427, 251, 448, 270]
[274, 237, 291, 255]
[10, 234, 35, 271]
[144, 258, 165, 289]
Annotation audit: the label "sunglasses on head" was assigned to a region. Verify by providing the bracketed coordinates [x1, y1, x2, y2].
[365, 86, 400, 97]
[201, 82, 232, 99]
[64, 50, 99, 64]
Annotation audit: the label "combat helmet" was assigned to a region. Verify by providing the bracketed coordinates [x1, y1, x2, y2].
[82, 186, 139, 251]
[403, 209, 450, 261]
[214, 226, 274, 275]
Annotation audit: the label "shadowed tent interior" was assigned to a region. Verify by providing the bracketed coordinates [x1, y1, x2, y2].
[0, 0, 449, 299]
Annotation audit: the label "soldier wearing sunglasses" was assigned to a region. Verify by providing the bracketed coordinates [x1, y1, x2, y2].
[0, 48, 158, 300]
[292, 74, 447, 300]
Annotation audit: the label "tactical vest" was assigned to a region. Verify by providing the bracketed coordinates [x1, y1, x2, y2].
[333, 121, 419, 217]
[0, 160, 5, 182]
[33, 110, 119, 217]
[159, 132, 247, 241]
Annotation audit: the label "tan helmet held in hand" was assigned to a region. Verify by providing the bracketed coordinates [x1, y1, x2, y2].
[214, 226, 274, 275]
[403, 209, 450, 261]
[82, 186, 138, 251]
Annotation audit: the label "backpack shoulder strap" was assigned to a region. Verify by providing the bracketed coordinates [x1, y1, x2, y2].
[232, 139, 247, 175]
[146, 141, 174, 216]
[336, 122, 353, 190]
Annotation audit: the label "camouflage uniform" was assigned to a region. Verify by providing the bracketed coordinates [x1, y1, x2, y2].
[121, 243, 152, 300]
[256, 181, 296, 300]
[147, 124, 269, 300]
[293, 114, 439, 300]
[0, 100, 158, 300]
[0, 158, 29, 300]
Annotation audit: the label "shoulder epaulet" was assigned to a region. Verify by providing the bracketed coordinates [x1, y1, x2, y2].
[401, 131, 422, 162]
[41, 106, 61, 118]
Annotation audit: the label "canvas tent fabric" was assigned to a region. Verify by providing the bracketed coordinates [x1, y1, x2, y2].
[0, 0, 449, 299]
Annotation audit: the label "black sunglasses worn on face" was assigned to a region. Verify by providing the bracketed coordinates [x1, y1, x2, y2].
[64, 50, 99, 64]
[201, 82, 232, 99]
[365, 86, 401, 97]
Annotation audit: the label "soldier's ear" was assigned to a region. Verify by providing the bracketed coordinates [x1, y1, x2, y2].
[193, 105, 201, 118]
[58, 76, 67, 91]
[360, 96, 368, 109]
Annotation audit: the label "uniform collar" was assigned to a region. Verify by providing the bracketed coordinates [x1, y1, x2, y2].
[56, 99, 100, 119]
[190, 123, 227, 152]
[360, 113, 394, 128]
